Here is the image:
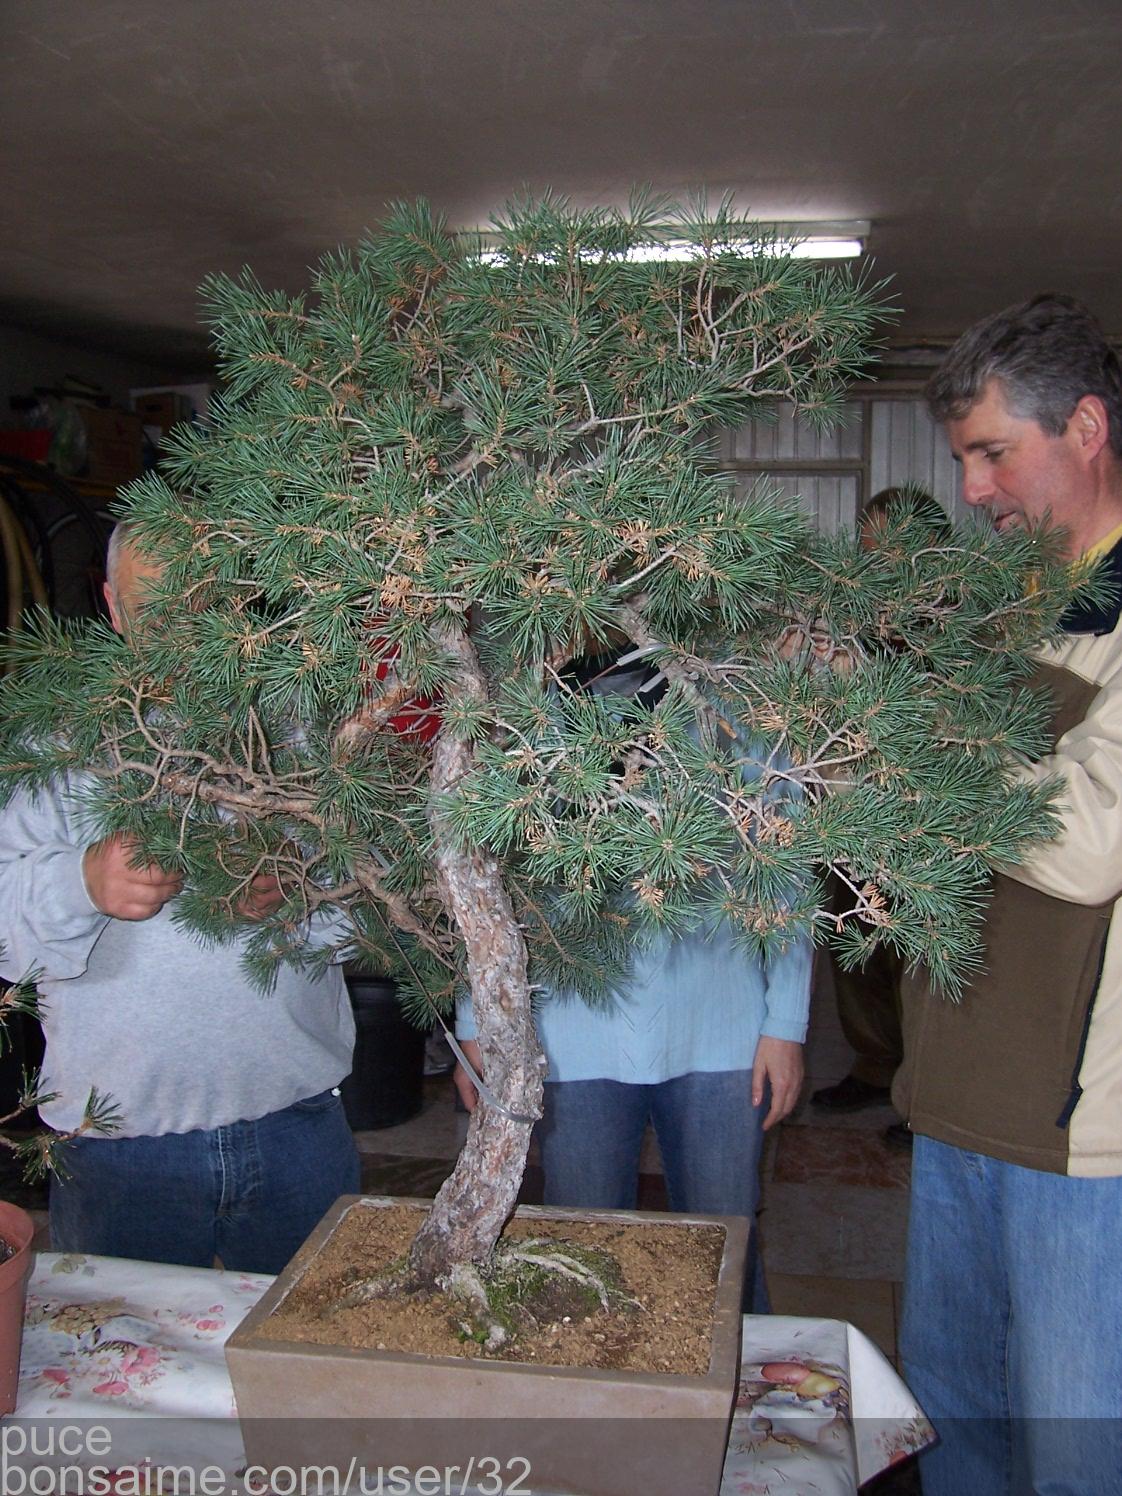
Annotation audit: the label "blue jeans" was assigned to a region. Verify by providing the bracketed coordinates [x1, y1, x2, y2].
[50, 1089, 360, 1274]
[901, 1135, 1122, 1496]
[538, 1070, 771, 1312]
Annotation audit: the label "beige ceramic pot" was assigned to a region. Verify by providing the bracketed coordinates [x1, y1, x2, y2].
[0, 1199, 35, 1414]
[227, 1195, 748, 1496]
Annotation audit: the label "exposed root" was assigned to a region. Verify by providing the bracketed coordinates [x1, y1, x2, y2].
[504, 1237, 642, 1314]
[447, 1235, 642, 1350]
[321, 1234, 640, 1354]
[325, 1264, 412, 1314]
[444, 1262, 510, 1351]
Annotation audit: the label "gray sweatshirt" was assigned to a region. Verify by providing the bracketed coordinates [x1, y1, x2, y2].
[0, 778, 355, 1137]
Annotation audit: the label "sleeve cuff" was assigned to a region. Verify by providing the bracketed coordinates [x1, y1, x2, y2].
[64, 847, 111, 926]
[760, 1016, 809, 1044]
[454, 993, 477, 1041]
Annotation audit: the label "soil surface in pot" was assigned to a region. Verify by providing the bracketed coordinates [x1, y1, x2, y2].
[258, 1205, 726, 1375]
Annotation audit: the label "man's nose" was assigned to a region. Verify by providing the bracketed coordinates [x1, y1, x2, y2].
[960, 463, 993, 508]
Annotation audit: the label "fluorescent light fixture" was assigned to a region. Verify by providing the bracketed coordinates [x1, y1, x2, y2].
[769, 219, 869, 259]
[786, 237, 864, 260]
[471, 220, 868, 264]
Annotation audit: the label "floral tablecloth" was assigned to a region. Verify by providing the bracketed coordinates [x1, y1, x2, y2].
[729, 1314, 933, 1492]
[8, 1253, 932, 1493]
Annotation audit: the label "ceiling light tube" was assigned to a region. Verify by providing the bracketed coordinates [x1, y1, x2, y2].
[470, 220, 868, 264]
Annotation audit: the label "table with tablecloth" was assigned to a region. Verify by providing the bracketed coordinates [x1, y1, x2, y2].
[5, 1253, 933, 1493]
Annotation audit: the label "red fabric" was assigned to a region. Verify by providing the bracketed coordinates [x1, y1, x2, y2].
[370, 640, 442, 741]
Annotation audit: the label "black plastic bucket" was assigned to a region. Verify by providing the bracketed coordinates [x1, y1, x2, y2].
[339, 974, 426, 1131]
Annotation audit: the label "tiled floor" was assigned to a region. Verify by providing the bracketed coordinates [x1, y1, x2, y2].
[762, 958, 911, 1363]
[354, 961, 913, 1367]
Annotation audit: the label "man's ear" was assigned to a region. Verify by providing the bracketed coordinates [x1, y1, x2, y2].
[1070, 395, 1111, 461]
[103, 580, 124, 634]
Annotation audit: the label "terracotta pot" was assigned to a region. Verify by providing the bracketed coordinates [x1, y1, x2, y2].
[227, 1196, 747, 1496]
[0, 1199, 35, 1414]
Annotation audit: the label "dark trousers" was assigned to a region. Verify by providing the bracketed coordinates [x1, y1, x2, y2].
[827, 942, 904, 1088]
[825, 872, 904, 1088]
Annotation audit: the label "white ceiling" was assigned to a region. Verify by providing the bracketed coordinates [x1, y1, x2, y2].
[4, 0, 1121, 369]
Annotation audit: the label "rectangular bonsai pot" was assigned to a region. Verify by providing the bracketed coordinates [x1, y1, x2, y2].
[226, 1195, 747, 1496]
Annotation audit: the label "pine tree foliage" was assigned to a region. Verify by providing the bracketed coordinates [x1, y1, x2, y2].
[0, 197, 1082, 1016]
[0, 197, 1091, 1273]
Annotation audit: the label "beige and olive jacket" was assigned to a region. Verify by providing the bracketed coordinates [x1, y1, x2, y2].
[894, 538, 1122, 1177]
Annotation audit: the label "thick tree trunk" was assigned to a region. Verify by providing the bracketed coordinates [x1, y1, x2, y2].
[406, 626, 545, 1287]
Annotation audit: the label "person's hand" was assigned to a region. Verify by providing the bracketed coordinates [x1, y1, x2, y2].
[453, 1037, 483, 1113]
[776, 624, 808, 662]
[235, 873, 285, 920]
[752, 1036, 805, 1131]
[82, 833, 183, 921]
[776, 623, 858, 676]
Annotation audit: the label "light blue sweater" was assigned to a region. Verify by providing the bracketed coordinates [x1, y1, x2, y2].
[562, 919, 806, 1081]
[457, 660, 812, 1082]
[459, 916, 810, 1083]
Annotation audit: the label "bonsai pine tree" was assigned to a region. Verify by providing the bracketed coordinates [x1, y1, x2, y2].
[0, 197, 1079, 1297]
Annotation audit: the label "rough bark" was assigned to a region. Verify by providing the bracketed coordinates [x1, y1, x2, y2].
[406, 624, 546, 1286]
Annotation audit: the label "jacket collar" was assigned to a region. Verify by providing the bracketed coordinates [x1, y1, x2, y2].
[1062, 534, 1122, 635]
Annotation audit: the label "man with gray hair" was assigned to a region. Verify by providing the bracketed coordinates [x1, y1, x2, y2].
[894, 294, 1122, 1494]
[0, 524, 359, 1271]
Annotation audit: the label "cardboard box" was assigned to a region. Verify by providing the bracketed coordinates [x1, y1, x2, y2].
[80, 407, 143, 486]
[130, 382, 212, 423]
[132, 390, 190, 436]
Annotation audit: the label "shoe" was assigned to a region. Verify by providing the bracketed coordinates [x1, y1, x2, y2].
[884, 1121, 913, 1151]
[810, 1075, 892, 1112]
